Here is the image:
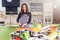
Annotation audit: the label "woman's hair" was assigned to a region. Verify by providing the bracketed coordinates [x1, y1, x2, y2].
[21, 3, 29, 13]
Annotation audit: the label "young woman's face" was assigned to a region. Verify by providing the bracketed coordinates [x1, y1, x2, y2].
[22, 5, 26, 12]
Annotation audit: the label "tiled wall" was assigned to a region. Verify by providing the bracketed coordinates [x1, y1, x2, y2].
[4, 15, 18, 25]
[4, 15, 43, 25]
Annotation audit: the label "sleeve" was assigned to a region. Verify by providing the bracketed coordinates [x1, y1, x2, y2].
[17, 13, 21, 23]
[27, 12, 32, 24]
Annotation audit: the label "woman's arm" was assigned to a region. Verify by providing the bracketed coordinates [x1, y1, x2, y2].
[17, 13, 21, 23]
[27, 12, 31, 24]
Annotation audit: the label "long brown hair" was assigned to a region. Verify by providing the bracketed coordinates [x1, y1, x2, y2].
[21, 3, 29, 14]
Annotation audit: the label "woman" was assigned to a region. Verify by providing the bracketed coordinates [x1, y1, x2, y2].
[17, 3, 31, 27]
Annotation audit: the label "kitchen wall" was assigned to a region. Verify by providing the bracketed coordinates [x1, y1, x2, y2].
[0, 0, 53, 25]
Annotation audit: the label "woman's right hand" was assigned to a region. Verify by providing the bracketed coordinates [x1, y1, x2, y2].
[18, 22, 24, 28]
[19, 22, 21, 25]
[18, 22, 23, 27]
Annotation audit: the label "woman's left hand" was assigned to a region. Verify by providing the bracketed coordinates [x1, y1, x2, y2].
[22, 23, 27, 27]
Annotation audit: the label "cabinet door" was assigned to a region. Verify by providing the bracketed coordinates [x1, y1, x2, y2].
[2, 0, 20, 7]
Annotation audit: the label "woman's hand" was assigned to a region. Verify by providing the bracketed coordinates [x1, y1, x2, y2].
[19, 22, 21, 25]
[22, 23, 27, 27]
